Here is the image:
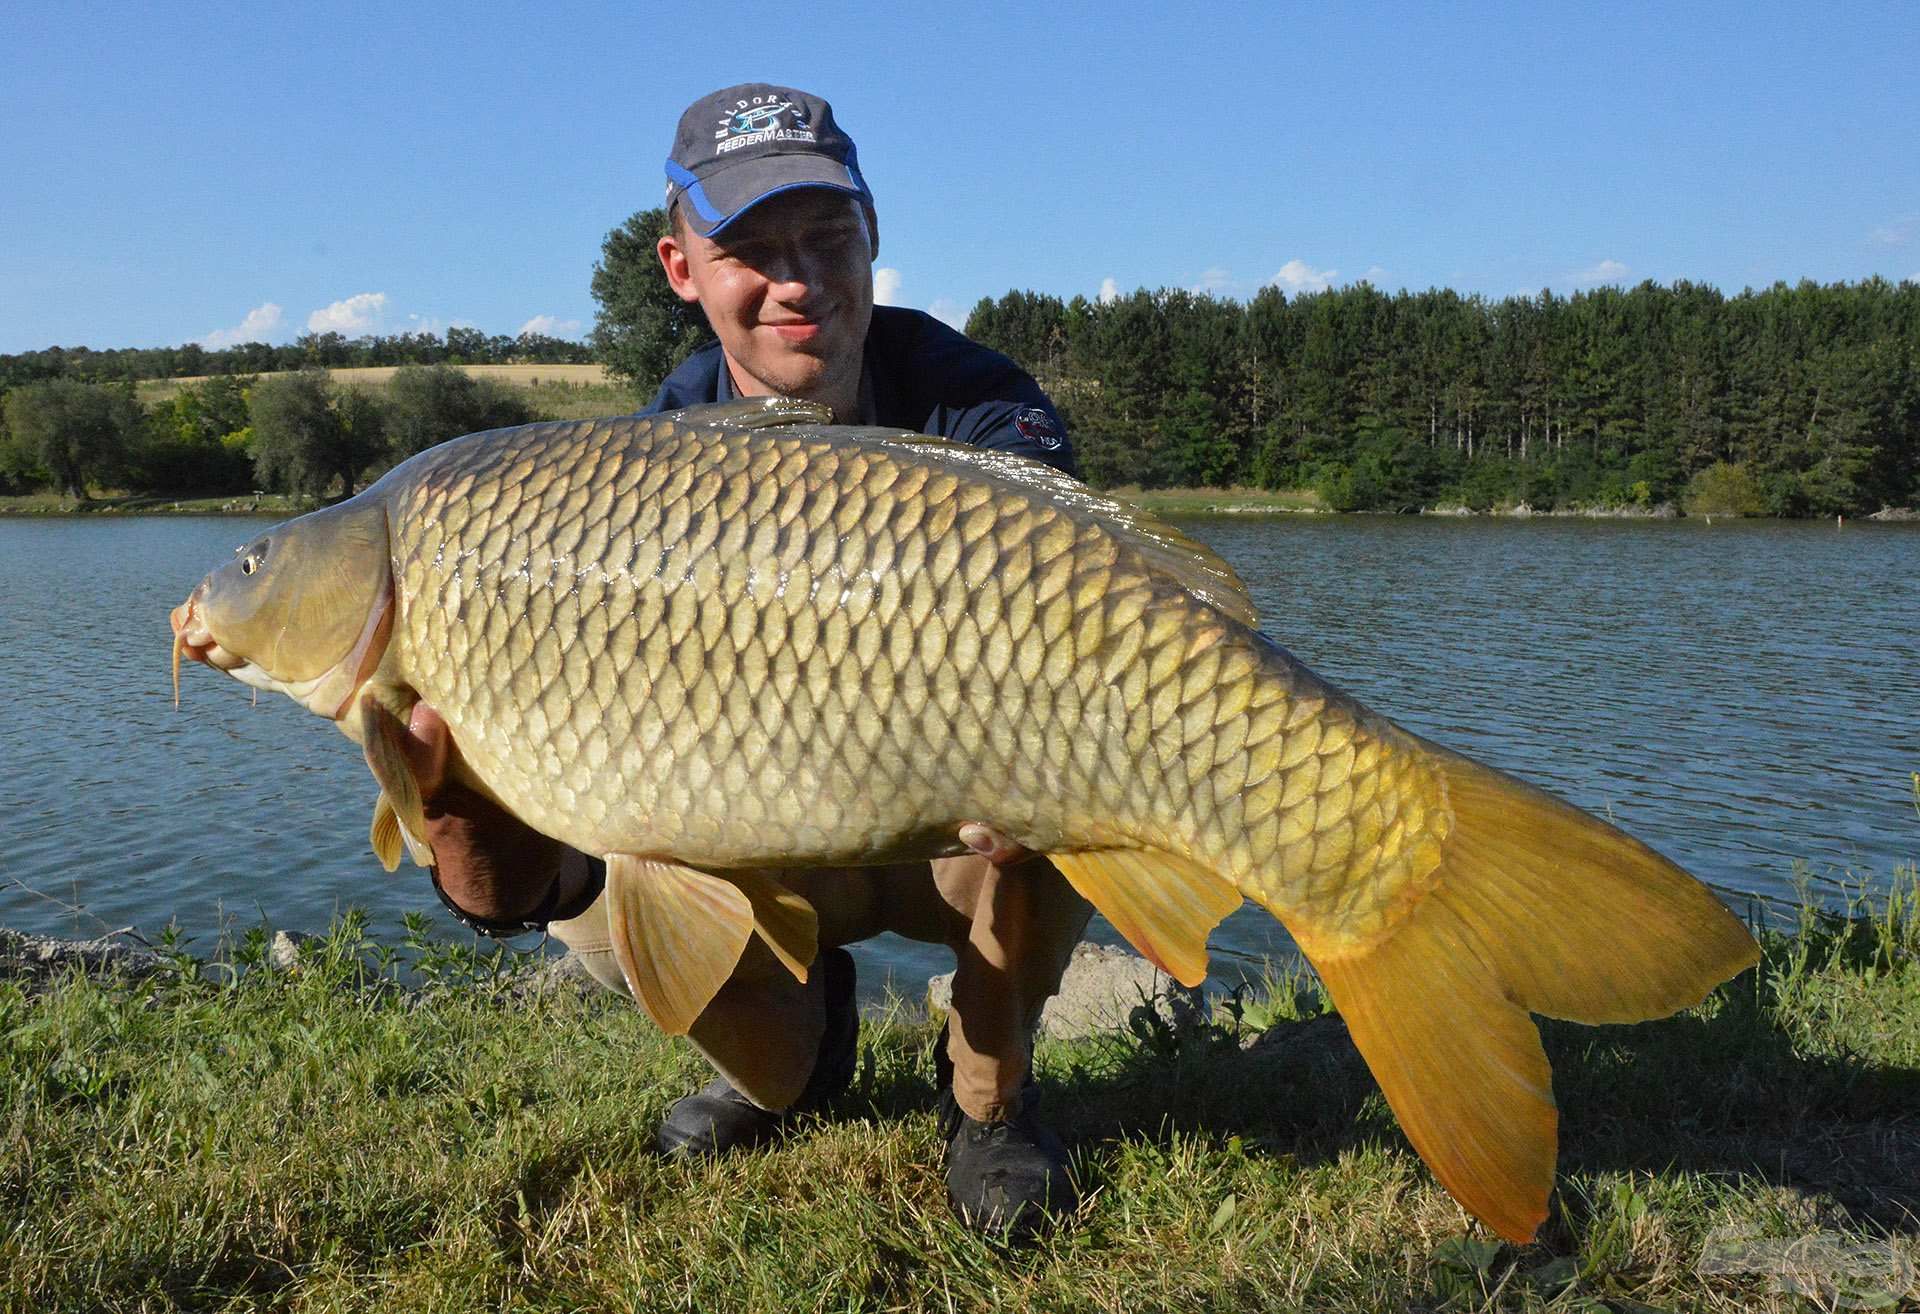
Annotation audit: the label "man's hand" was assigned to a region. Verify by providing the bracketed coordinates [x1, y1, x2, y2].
[401, 701, 573, 925]
[957, 823, 1035, 869]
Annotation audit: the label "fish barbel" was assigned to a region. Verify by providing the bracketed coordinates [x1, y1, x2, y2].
[170, 397, 1756, 1241]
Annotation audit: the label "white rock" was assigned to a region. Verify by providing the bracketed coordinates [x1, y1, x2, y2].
[269, 930, 319, 971]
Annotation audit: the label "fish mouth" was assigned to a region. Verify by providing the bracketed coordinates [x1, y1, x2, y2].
[169, 589, 246, 707]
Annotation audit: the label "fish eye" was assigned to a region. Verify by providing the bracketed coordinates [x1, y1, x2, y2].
[235, 538, 269, 576]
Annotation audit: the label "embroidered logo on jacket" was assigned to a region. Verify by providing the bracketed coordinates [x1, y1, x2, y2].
[1012, 406, 1065, 450]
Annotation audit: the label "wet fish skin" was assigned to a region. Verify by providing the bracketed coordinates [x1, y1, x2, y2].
[172, 398, 1759, 1242]
[380, 406, 1421, 937]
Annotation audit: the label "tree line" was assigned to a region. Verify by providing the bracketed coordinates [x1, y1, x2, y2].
[581, 206, 1918, 516]
[9, 210, 1916, 518]
[961, 279, 1920, 515]
[0, 366, 537, 501]
[0, 326, 591, 393]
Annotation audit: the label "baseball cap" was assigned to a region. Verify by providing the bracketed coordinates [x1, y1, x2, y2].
[664, 84, 874, 238]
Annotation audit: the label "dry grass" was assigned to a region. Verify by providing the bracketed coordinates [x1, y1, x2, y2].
[137, 364, 615, 405]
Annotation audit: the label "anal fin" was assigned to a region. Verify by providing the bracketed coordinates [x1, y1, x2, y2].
[605, 855, 756, 1035]
[358, 695, 435, 869]
[1049, 848, 1242, 987]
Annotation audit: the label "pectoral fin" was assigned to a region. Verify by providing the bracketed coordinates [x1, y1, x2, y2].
[605, 855, 755, 1035]
[370, 791, 433, 872]
[1049, 848, 1242, 987]
[370, 793, 403, 872]
[723, 869, 819, 984]
[357, 694, 435, 869]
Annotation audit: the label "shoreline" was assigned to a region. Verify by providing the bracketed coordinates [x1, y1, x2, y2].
[8, 487, 1915, 523]
[0, 492, 316, 518]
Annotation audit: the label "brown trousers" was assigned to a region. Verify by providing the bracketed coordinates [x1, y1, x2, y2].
[548, 856, 1091, 1122]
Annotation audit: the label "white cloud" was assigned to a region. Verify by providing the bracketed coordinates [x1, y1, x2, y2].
[1270, 259, 1338, 294]
[1870, 213, 1918, 246]
[307, 291, 388, 334]
[926, 297, 965, 330]
[401, 312, 467, 336]
[1097, 277, 1121, 304]
[200, 302, 284, 347]
[1359, 265, 1390, 286]
[1570, 258, 1630, 286]
[517, 314, 583, 339]
[873, 267, 903, 306]
[1190, 267, 1233, 295]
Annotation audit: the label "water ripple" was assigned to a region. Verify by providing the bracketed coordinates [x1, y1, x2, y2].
[2, 514, 1914, 998]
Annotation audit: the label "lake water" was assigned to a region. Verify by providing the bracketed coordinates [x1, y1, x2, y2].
[2, 513, 1914, 1003]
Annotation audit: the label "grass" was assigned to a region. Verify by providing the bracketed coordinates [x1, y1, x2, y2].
[1108, 484, 1329, 515]
[4, 836, 1917, 1313]
[0, 490, 316, 517]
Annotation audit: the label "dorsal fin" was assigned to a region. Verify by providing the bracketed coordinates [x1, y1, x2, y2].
[843, 429, 1262, 627]
[687, 397, 835, 430]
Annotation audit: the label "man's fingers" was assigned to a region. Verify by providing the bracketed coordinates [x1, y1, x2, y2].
[401, 701, 452, 796]
[957, 822, 1031, 867]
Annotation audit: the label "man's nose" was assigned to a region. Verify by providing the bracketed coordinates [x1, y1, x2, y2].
[760, 247, 830, 297]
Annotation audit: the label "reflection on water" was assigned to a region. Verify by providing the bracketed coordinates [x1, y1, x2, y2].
[1, 514, 1914, 1000]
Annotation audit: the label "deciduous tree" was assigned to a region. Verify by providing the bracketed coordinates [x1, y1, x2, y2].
[248, 372, 385, 498]
[386, 364, 532, 458]
[0, 378, 141, 499]
[589, 207, 715, 392]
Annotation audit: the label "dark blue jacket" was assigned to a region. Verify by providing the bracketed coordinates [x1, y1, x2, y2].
[641, 306, 1076, 477]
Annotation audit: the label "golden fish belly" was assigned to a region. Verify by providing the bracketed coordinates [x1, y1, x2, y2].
[378, 411, 1447, 945]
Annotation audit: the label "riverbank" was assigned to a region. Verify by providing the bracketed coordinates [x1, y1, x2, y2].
[4, 872, 1915, 1312]
[12, 481, 1912, 523]
[0, 490, 317, 517]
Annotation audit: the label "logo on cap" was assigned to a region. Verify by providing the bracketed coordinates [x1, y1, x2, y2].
[714, 94, 817, 156]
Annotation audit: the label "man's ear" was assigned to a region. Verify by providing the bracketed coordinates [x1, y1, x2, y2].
[864, 204, 880, 260]
[657, 234, 701, 304]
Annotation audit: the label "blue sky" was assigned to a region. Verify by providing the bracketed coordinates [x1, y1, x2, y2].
[3, 1, 1917, 355]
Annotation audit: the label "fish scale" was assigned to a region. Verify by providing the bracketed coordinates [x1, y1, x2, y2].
[381, 409, 1431, 937]
[173, 397, 1757, 1242]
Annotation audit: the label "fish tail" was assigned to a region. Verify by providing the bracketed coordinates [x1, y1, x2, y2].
[1282, 745, 1758, 1242]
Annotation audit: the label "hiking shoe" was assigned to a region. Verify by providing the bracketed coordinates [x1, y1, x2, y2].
[940, 1086, 1077, 1237]
[655, 946, 858, 1157]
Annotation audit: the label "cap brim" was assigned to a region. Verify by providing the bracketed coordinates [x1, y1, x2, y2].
[673, 153, 868, 237]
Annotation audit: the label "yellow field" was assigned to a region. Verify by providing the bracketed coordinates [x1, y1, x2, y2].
[139, 363, 614, 404]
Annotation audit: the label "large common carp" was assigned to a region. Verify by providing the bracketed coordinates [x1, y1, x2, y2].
[170, 397, 1756, 1241]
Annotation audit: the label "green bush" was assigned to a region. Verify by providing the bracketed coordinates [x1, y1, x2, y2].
[386, 364, 533, 459]
[1682, 461, 1768, 517]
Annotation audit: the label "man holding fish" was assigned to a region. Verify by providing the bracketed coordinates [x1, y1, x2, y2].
[403, 84, 1091, 1234]
[171, 82, 1756, 1248]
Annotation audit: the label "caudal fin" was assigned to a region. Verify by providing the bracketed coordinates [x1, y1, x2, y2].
[1296, 745, 1758, 1242]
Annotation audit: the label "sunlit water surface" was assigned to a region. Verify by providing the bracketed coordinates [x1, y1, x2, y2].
[2, 513, 1914, 1002]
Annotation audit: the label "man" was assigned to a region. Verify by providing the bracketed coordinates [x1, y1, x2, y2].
[405, 84, 1091, 1234]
